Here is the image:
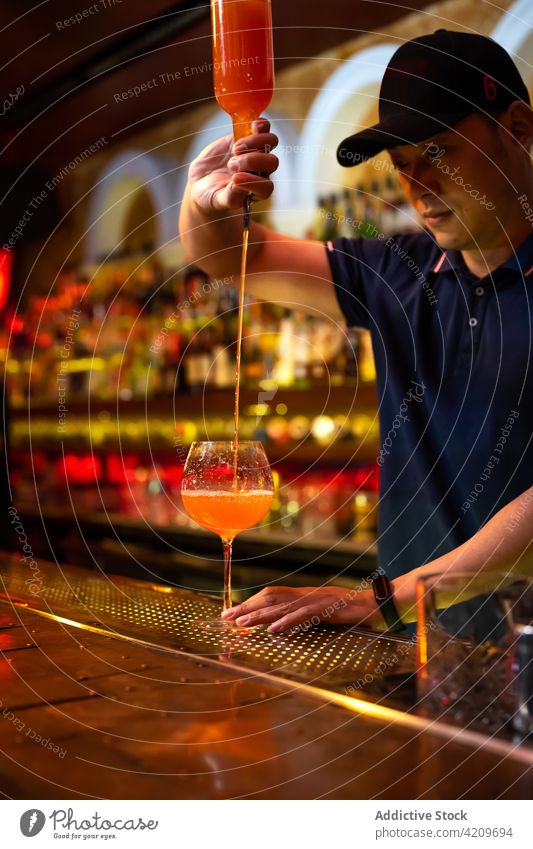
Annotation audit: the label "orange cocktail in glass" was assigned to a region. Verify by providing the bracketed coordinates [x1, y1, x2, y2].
[181, 440, 274, 630]
[181, 490, 274, 538]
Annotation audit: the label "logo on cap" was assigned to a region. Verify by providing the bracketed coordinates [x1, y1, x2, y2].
[483, 75, 498, 100]
[20, 810, 46, 837]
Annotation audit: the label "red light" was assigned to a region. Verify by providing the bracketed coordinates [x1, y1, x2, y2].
[161, 465, 183, 487]
[107, 453, 141, 484]
[353, 465, 379, 492]
[58, 454, 103, 485]
[0, 250, 13, 315]
[10, 315, 23, 334]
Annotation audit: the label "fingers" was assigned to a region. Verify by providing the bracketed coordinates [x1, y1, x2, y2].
[190, 119, 278, 214]
[191, 121, 277, 181]
[222, 588, 321, 632]
[190, 134, 234, 179]
[233, 132, 278, 156]
[221, 588, 293, 620]
[232, 171, 274, 199]
[213, 173, 274, 210]
[268, 605, 319, 633]
[234, 600, 298, 627]
[227, 151, 279, 177]
[252, 117, 271, 134]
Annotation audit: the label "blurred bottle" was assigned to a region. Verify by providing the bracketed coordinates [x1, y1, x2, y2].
[310, 196, 327, 240]
[380, 174, 401, 233]
[275, 310, 296, 387]
[338, 188, 356, 239]
[353, 489, 379, 537]
[323, 195, 338, 241]
[357, 329, 376, 382]
[185, 325, 213, 392]
[360, 183, 379, 239]
[293, 311, 311, 389]
[345, 326, 359, 383]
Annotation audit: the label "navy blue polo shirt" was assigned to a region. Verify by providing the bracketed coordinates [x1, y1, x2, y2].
[326, 230, 533, 636]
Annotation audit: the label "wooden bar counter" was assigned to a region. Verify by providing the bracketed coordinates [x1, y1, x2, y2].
[0, 554, 532, 799]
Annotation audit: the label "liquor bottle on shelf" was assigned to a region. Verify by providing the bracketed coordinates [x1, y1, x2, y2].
[323, 195, 339, 241]
[293, 310, 311, 389]
[212, 342, 233, 389]
[210, 301, 232, 389]
[4, 250, 380, 406]
[357, 328, 376, 382]
[345, 326, 359, 382]
[185, 324, 213, 392]
[258, 305, 279, 383]
[310, 321, 327, 382]
[167, 324, 188, 395]
[242, 302, 264, 387]
[380, 174, 401, 233]
[360, 183, 379, 239]
[275, 310, 296, 387]
[129, 338, 153, 398]
[337, 188, 355, 239]
[310, 196, 329, 241]
[215, 283, 238, 388]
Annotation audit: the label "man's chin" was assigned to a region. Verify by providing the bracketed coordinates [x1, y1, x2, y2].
[426, 225, 466, 251]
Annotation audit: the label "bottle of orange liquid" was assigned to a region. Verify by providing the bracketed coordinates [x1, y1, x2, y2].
[211, 0, 274, 141]
[210, 0, 275, 458]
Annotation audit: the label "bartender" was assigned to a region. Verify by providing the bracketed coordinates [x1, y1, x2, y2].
[180, 30, 533, 635]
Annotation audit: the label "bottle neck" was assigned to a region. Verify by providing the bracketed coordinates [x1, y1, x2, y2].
[232, 113, 257, 141]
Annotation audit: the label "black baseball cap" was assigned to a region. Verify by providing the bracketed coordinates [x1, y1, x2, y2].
[337, 29, 531, 166]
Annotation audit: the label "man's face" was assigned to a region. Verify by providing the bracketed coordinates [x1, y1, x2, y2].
[388, 113, 515, 252]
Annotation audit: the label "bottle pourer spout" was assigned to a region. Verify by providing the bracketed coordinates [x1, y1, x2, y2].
[243, 193, 252, 231]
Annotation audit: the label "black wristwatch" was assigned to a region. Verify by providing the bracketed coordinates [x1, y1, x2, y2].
[372, 573, 404, 632]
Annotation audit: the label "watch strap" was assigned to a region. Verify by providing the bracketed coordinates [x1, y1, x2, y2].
[372, 573, 404, 632]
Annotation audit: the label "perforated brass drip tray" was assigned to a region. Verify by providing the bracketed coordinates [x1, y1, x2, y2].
[0, 557, 416, 698]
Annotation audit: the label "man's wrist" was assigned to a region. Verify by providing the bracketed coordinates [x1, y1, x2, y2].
[390, 572, 418, 625]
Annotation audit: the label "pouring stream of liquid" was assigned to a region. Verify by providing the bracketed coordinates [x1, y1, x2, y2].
[232, 194, 253, 486]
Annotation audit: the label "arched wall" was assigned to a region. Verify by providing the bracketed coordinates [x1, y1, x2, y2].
[491, 0, 533, 88]
[294, 44, 396, 232]
[85, 150, 178, 264]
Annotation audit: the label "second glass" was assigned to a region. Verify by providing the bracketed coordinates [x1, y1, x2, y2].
[416, 570, 533, 739]
[181, 440, 274, 630]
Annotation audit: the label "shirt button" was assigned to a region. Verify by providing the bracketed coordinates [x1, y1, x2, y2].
[475, 286, 485, 296]
[469, 317, 478, 327]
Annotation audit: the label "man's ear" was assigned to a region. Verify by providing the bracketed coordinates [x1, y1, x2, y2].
[504, 101, 533, 152]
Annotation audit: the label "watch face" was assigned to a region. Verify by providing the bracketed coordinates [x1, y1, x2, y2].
[373, 575, 391, 602]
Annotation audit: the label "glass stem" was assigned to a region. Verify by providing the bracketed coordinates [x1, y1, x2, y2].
[221, 537, 234, 613]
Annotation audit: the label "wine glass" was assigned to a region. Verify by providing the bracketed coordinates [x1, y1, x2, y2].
[181, 440, 274, 631]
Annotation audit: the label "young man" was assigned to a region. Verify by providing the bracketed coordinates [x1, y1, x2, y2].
[180, 30, 533, 634]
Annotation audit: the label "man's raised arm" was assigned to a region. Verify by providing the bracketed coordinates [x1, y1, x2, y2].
[179, 118, 342, 321]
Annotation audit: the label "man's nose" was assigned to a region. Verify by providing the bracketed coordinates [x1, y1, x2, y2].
[402, 162, 441, 202]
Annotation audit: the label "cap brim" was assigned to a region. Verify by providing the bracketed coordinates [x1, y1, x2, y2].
[337, 109, 471, 166]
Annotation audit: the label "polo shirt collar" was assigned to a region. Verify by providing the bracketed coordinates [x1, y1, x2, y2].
[431, 250, 466, 275]
[501, 230, 533, 275]
[431, 231, 533, 278]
